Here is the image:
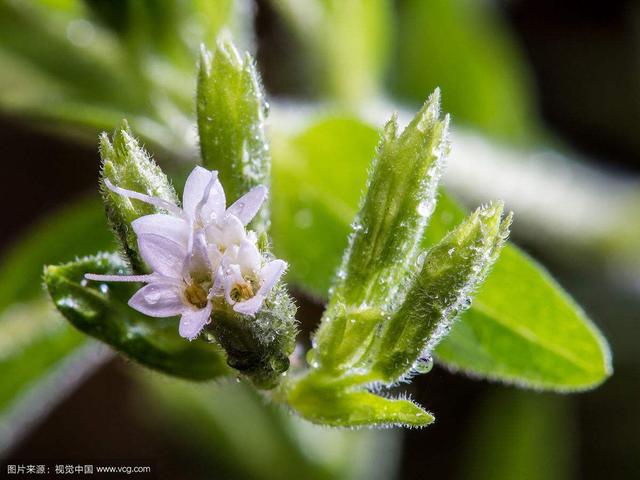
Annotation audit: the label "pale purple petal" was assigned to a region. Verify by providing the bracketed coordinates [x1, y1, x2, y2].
[257, 259, 287, 296]
[233, 294, 266, 316]
[219, 215, 245, 247]
[209, 266, 225, 298]
[185, 230, 211, 279]
[246, 230, 258, 243]
[207, 245, 223, 272]
[199, 178, 226, 225]
[128, 282, 185, 317]
[104, 179, 184, 217]
[179, 302, 212, 340]
[183, 166, 225, 221]
[137, 233, 187, 278]
[85, 273, 158, 283]
[238, 239, 261, 275]
[132, 214, 189, 247]
[221, 244, 239, 268]
[226, 185, 267, 225]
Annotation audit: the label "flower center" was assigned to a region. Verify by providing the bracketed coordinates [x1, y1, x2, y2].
[184, 282, 209, 309]
[230, 280, 256, 302]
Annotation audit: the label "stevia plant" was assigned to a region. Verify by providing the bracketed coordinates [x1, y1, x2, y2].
[42, 37, 611, 429]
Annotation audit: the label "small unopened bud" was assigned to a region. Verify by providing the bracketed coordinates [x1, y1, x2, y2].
[100, 121, 178, 273]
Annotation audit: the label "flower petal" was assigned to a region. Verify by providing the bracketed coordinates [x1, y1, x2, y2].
[221, 244, 239, 268]
[257, 259, 287, 296]
[227, 185, 267, 225]
[208, 245, 223, 273]
[128, 282, 185, 317]
[186, 230, 211, 281]
[132, 214, 189, 248]
[183, 166, 225, 221]
[233, 294, 266, 316]
[238, 239, 261, 274]
[104, 179, 184, 217]
[179, 302, 212, 340]
[137, 233, 187, 278]
[219, 215, 246, 247]
[209, 266, 225, 298]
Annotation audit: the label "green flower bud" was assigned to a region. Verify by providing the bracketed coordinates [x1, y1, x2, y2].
[99, 121, 178, 273]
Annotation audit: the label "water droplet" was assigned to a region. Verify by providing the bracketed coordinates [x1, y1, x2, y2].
[66, 19, 95, 47]
[417, 200, 434, 217]
[144, 290, 163, 305]
[99, 284, 109, 295]
[414, 356, 433, 374]
[294, 209, 313, 229]
[448, 247, 455, 256]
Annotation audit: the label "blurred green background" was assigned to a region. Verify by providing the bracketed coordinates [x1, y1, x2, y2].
[0, 0, 638, 478]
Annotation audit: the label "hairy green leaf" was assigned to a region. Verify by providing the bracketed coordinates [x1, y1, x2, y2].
[44, 253, 229, 380]
[286, 100, 495, 427]
[312, 91, 450, 371]
[271, 114, 611, 390]
[371, 203, 510, 384]
[435, 246, 612, 391]
[286, 371, 433, 428]
[197, 39, 270, 233]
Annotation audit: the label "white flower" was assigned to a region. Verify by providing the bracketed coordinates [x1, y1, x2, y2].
[86, 230, 216, 340]
[220, 238, 287, 316]
[86, 166, 287, 339]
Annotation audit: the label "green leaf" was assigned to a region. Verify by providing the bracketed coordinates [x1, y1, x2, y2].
[0, 200, 110, 441]
[370, 203, 510, 384]
[44, 253, 229, 380]
[285, 370, 433, 428]
[99, 121, 179, 272]
[270, 114, 611, 390]
[197, 39, 270, 233]
[312, 91, 451, 371]
[286, 100, 471, 426]
[435, 246, 613, 391]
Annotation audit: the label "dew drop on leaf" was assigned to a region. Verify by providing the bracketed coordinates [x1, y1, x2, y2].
[417, 200, 434, 217]
[414, 356, 434, 374]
